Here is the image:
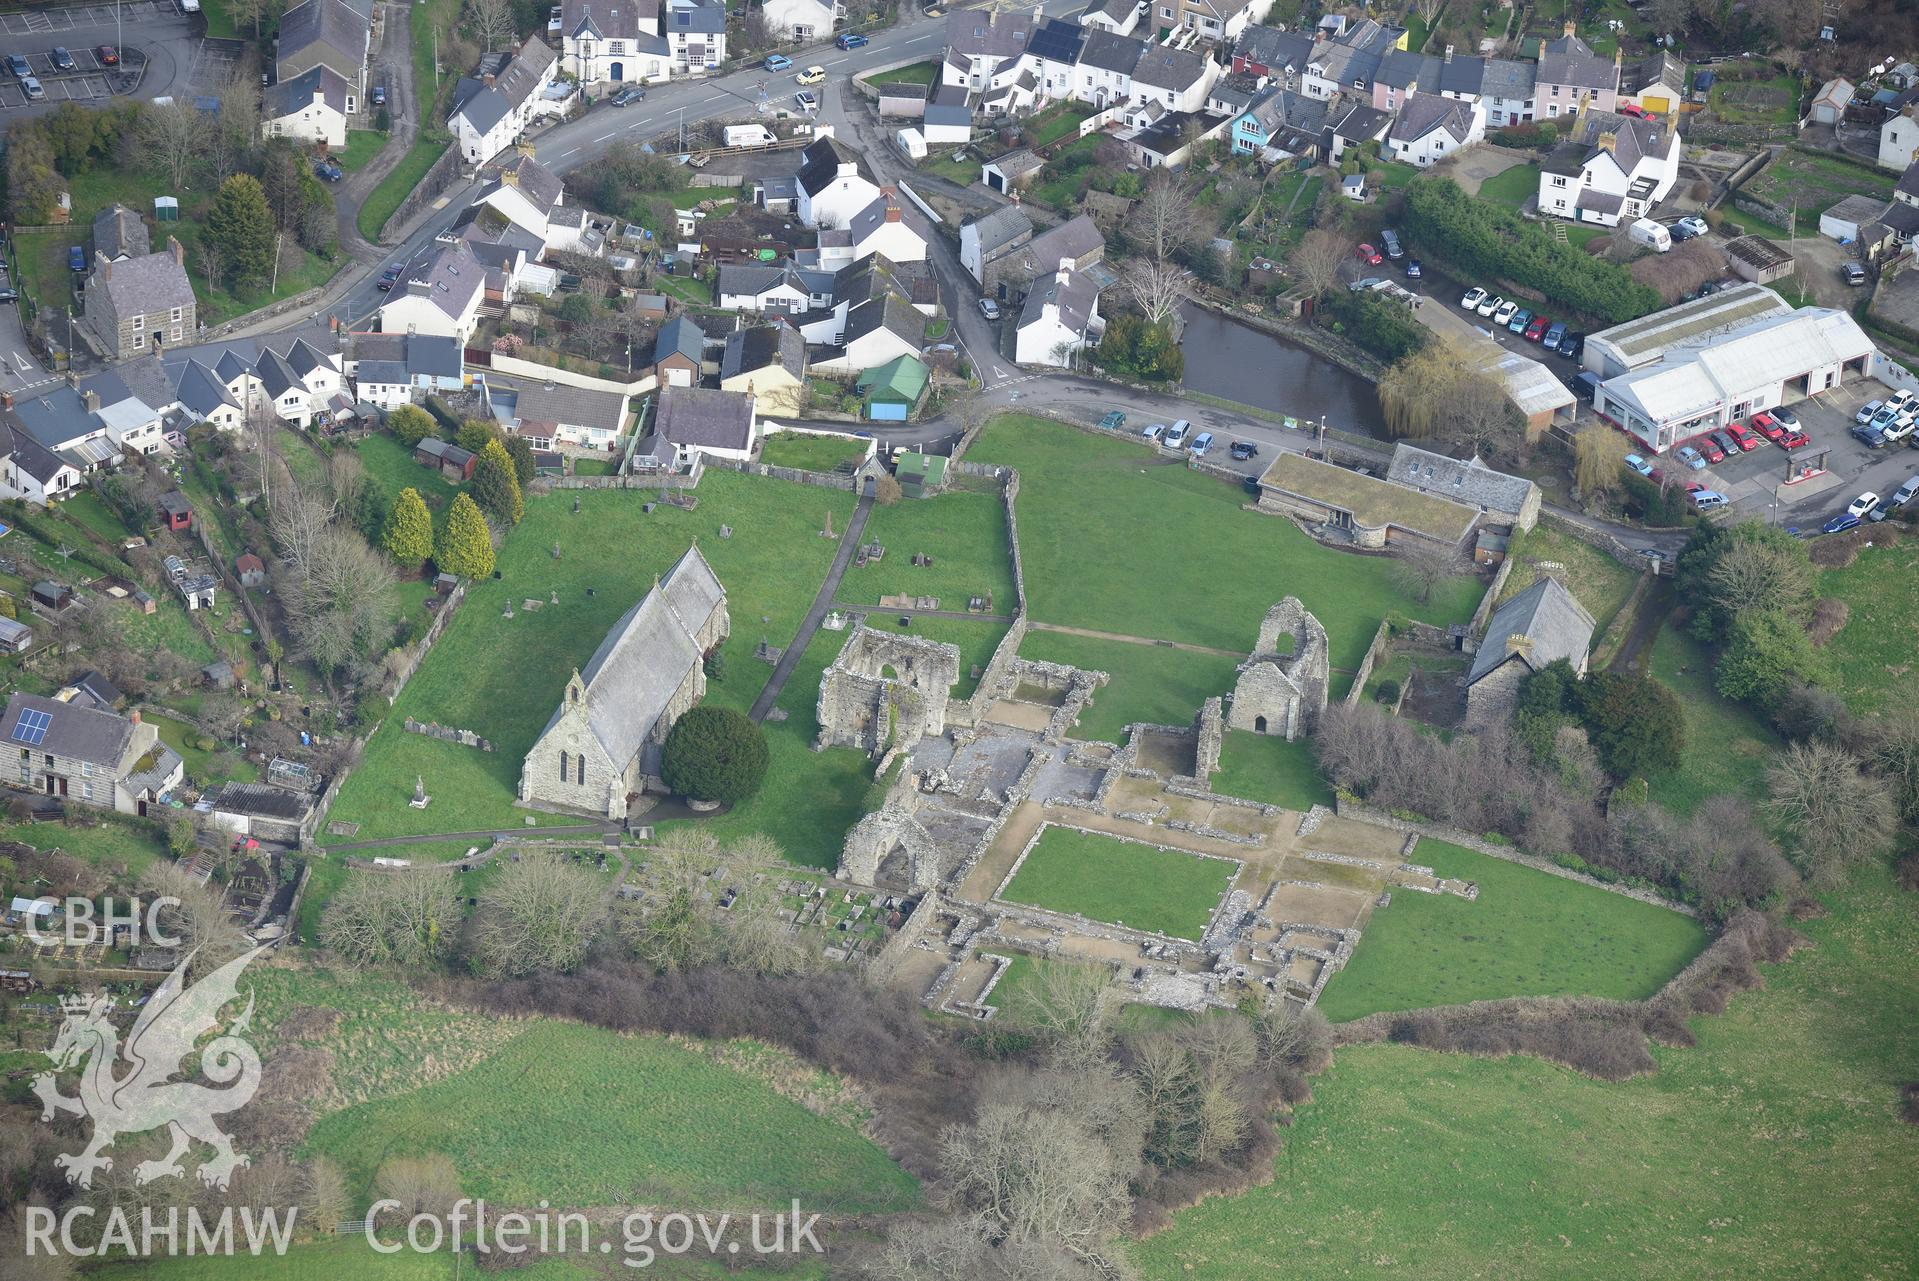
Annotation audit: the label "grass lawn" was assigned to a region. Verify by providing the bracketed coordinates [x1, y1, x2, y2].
[0, 817, 167, 879]
[574, 457, 617, 476]
[1000, 824, 1237, 939]
[1709, 74, 1801, 126]
[1645, 619, 1777, 817]
[304, 1020, 919, 1212]
[1018, 630, 1241, 743]
[1744, 148, 1893, 230]
[357, 137, 447, 242]
[1815, 540, 1919, 714]
[760, 430, 869, 473]
[356, 432, 461, 512]
[1025, 101, 1096, 149]
[56, 490, 130, 543]
[147, 711, 260, 787]
[969, 416, 1483, 669]
[1317, 837, 1707, 1021]
[1715, 201, 1789, 239]
[1209, 731, 1333, 811]
[1477, 162, 1541, 211]
[1497, 522, 1640, 637]
[1029, 135, 1104, 210]
[1133, 864, 1918, 1280]
[13, 164, 336, 327]
[322, 472, 858, 854]
[847, 489, 1016, 613]
[335, 129, 389, 171]
[656, 273, 714, 306]
[869, 59, 938, 86]
[1364, 160, 1421, 194]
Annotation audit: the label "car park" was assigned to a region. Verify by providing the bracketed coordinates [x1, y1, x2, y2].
[1824, 511, 1862, 534]
[1676, 445, 1706, 470]
[1691, 490, 1729, 510]
[764, 53, 792, 71]
[1477, 294, 1502, 318]
[1356, 243, 1383, 265]
[796, 66, 826, 85]
[1460, 285, 1487, 310]
[1141, 423, 1165, 443]
[1229, 440, 1257, 461]
[5, 54, 30, 78]
[1885, 415, 1918, 445]
[1381, 229, 1403, 260]
[1097, 410, 1125, 430]
[1190, 431, 1214, 457]
[795, 90, 818, 110]
[1164, 420, 1191, 448]
[1524, 315, 1550, 342]
[1404, 258, 1422, 279]
[1848, 492, 1880, 519]
[1693, 435, 1725, 463]
[835, 32, 869, 49]
[1724, 422, 1760, 452]
[1858, 399, 1885, 424]
[977, 297, 1000, 321]
[96, 45, 119, 65]
[1709, 429, 1740, 458]
[1890, 389, 1918, 412]
[1869, 404, 1907, 434]
[50, 47, 75, 72]
[1507, 308, 1532, 334]
[1624, 454, 1655, 477]
[611, 85, 646, 105]
[1855, 421, 1888, 448]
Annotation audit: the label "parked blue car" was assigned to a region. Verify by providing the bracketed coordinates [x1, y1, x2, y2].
[1508, 308, 1533, 334]
[68, 245, 86, 272]
[1674, 445, 1706, 471]
[1624, 454, 1655, 477]
[1822, 512, 1861, 535]
[835, 32, 869, 49]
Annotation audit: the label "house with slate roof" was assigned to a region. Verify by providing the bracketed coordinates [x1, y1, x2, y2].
[1, 692, 182, 816]
[82, 238, 195, 360]
[1532, 22, 1619, 119]
[1536, 108, 1680, 226]
[1463, 577, 1595, 729]
[719, 322, 807, 416]
[275, 0, 371, 99]
[450, 38, 561, 163]
[263, 64, 354, 147]
[520, 544, 728, 817]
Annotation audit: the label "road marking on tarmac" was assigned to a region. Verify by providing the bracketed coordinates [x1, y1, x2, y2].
[595, 131, 616, 140]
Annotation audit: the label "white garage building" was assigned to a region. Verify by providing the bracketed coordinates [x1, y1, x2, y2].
[1586, 285, 1882, 453]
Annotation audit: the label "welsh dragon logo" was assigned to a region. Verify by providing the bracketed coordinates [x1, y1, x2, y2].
[32, 946, 267, 1190]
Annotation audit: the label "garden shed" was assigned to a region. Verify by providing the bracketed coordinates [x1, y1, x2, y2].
[856, 355, 928, 422]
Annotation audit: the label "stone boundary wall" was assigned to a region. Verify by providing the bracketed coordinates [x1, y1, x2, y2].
[380, 140, 464, 243]
[1536, 508, 1660, 568]
[1345, 618, 1394, 708]
[1468, 547, 1519, 635]
[869, 889, 941, 978]
[1333, 795, 1698, 916]
[386, 581, 467, 706]
[702, 454, 858, 492]
[946, 747, 1049, 890]
[534, 470, 700, 492]
[1162, 781, 1283, 818]
[945, 469, 1033, 728]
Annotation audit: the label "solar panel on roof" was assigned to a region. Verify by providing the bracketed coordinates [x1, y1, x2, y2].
[13, 708, 50, 746]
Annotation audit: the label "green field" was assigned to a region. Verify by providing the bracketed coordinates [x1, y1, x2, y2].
[759, 432, 868, 473]
[1018, 629, 1241, 743]
[357, 137, 448, 242]
[847, 488, 1016, 613]
[969, 417, 1482, 671]
[1135, 864, 1919, 1279]
[322, 472, 861, 858]
[1209, 731, 1333, 811]
[12, 166, 336, 328]
[1645, 620, 1777, 816]
[304, 1020, 919, 1212]
[1497, 523, 1640, 638]
[356, 432, 462, 512]
[0, 817, 167, 879]
[1815, 540, 1919, 713]
[1317, 838, 1707, 1021]
[1000, 824, 1237, 939]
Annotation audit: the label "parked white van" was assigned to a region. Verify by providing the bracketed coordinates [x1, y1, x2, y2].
[1164, 420, 1191, 448]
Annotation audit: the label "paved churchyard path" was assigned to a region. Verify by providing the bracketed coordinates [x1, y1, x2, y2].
[749, 492, 877, 723]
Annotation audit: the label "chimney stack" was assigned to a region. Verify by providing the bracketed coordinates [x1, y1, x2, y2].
[129, 709, 141, 725]
[168, 236, 184, 267]
[1, 393, 11, 410]
[1562, 19, 1575, 37]
[82, 390, 99, 411]
[1444, 44, 1454, 62]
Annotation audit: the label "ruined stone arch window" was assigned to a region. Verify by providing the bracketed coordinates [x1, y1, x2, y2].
[559, 750, 570, 781]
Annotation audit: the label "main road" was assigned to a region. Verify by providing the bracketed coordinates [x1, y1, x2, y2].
[287, 0, 1089, 339]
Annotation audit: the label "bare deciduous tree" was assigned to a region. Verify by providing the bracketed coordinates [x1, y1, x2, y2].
[142, 97, 208, 189]
[1291, 228, 1352, 301]
[372, 1154, 461, 1220]
[137, 864, 247, 979]
[467, 848, 608, 978]
[1012, 959, 1117, 1070]
[1130, 170, 1194, 263]
[1765, 740, 1895, 887]
[463, 0, 517, 51]
[318, 871, 462, 967]
[300, 1157, 350, 1235]
[1122, 256, 1195, 331]
[281, 526, 397, 678]
[1391, 540, 1464, 605]
[1703, 538, 1817, 621]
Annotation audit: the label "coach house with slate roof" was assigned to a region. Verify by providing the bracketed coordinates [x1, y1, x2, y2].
[1463, 577, 1595, 730]
[519, 546, 729, 818]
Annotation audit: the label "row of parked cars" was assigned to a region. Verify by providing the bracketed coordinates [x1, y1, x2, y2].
[1668, 406, 1807, 473]
[1458, 287, 1581, 359]
[1127, 415, 1260, 462]
[1825, 476, 1919, 533]
[1852, 389, 1919, 448]
[1355, 228, 1422, 279]
[4, 46, 117, 99]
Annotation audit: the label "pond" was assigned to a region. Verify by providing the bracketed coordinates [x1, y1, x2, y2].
[1177, 304, 1387, 438]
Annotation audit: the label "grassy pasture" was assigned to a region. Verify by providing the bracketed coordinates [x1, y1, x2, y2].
[1000, 825, 1237, 940]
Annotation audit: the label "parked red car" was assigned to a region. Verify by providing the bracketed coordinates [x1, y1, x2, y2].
[95, 44, 119, 65]
[1779, 429, 1810, 449]
[1523, 314, 1550, 341]
[1356, 243, 1383, 266]
[1619, 102, 1649, 119]
[1692, 435, 1726, 464]
[1724, 421, 1761, 452]
[1749, 411, 1785, 443]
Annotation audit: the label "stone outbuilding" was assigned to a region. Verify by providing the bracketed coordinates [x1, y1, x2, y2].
[1255, 453, 1481, 552]
[1462, 576, 1594, 730]
[816, 625, 960, 756]
[519, 545, 729, 818]
[1226, 598, 1329, 741]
